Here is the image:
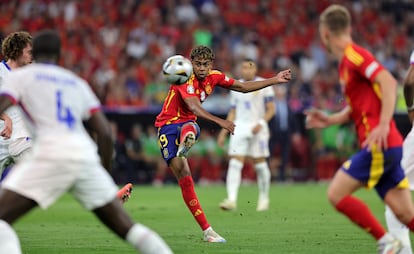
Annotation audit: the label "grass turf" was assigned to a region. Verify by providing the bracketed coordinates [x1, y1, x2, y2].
[14, 183, 409, 253]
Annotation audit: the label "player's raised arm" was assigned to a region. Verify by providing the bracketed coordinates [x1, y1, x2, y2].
[229, 69, 292, 93]
[183, 96, 235, 134]
[404, 58, 414, 123]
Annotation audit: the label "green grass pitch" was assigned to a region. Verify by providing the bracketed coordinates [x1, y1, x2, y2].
[14, 183, 412, 253]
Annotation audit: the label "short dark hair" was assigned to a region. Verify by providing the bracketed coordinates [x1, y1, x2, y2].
[1, 31, 32, 61]
[190, 45, 215, 61]
[33, 30, 61, 61]
[319, 4, 351, 34]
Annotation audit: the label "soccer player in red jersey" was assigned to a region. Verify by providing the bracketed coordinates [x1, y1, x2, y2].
[155, 45, 291, 242]
[306, 5, 414, 254]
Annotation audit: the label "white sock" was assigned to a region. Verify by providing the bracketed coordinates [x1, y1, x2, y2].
[254, 161, 271, 201]
[226, 158, 243, 202]
[385, 205, 413, 254]
[0, 220, 21, 254]
[126, 223, 173, 254]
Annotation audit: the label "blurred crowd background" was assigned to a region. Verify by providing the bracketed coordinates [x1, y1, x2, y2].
[1, 0, 413, 185]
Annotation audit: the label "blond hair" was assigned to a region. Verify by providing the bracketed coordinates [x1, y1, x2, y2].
[319, 4, 351, 34]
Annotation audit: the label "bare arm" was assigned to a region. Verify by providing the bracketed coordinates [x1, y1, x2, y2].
[305, 106, 351, 129]
[0, 113, 12, 139]
[404, 64, 414, 123]
[184, 96, 235, 134]
[230, 69, 291, 93]
[85, 111, 114, 170]
[362, 70, 397, 149]
[217, 107, 235, 147]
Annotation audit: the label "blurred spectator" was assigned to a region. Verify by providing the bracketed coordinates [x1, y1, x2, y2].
[125, 124, 151, 183]
[269, 85, 301, 182]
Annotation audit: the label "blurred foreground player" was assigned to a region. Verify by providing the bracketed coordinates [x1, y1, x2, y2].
[0, 31, 132, 203]
[306, 4, 414, 254]
[385, 50, 414, 254]
[0, 30, 172, 254]
[217, 59, 274, 211]
[155, 45, 291, 242]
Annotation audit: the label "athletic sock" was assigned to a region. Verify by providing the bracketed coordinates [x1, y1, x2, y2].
[335, 195, 386, 240]
[180, 122, 197, 142]
[385, 205, 412, 254]
[254, 161, 271, 201]
[126, 223, 172, 254]
[406, 217, 414, 232]
[0, 220, 21, 254]
[226, 158, 243, 202]
[178, 176, 210, 230]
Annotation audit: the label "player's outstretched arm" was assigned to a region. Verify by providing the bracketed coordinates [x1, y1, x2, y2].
[184, 96, 235, 134]
[305, 106, 351, 129]
[86, 110, 114, 170]
[404, 63, 414, 123]
[229, 69, 291, 93]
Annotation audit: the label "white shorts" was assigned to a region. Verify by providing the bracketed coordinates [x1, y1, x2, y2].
[228, 127, 270, 158]
[402, 127, 414, 190]
[2, 152, 118, 210]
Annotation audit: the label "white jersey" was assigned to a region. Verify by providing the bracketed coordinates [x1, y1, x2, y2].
[402, 50, 414, 189]
[1, 63, 101, 161]
[0, 61, 31, 140]
[230, 77, 274, 131]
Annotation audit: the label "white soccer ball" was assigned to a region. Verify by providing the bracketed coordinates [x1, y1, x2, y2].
[162, 55, 193, 84]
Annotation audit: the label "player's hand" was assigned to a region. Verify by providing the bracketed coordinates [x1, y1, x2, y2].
[362, 122, 389, 151]
[274, 69, 292, 84]
[252, 124, 261, 134]
[304, 108, 329, 129]
[218, 119, 235, 135]
[0, 115, 12, 139]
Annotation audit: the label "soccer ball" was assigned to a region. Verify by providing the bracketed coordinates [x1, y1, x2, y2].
[162, 55, 193, 84]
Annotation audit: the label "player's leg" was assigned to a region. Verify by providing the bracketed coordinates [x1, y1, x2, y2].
[73, 160, 172, 254]
[251, 133, 271, 211]
[328, 150, 392, 242]
[93, 198, 172, 254]
[253, 157, 271, 211]
[220, 130, 249, 210]
[0, 188, 37, 254]
[169, 156, 225, 242]
[176, 122, 199, 157]
[220, 155, 244, 210]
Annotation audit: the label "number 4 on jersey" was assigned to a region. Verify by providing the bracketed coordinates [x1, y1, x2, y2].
[56, 90, 75, 129]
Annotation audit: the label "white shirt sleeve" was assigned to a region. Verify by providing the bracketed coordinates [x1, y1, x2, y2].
[410, 50, 414, 65]
[80, 80, 101, 120]
[0, 71, 22, 103]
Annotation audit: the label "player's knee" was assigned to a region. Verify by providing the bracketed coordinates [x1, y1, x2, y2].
[326, 187, 341, 206]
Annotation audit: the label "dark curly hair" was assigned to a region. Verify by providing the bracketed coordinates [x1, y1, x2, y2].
[190, 45, 215, 61]
[1, 31, 32, 61]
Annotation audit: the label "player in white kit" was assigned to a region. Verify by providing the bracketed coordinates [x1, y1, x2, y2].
[0, 30, 172, 254]
[218, 59, 275, 211]
[384, 50, 414, 254]
[0, 31, 33, 176]
[0, 31, 133, 203]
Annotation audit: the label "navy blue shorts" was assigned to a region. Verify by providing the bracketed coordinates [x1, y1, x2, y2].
[157, 121, 200, 164]
[340, 146, 408, 199]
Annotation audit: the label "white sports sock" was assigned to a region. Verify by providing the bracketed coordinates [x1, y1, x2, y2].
[385, 205, 413, 254]
[226, 158, 244, 202]
[126, 223, 173, 254]
[0, 220, 21, 254]
[254, 161, 271, 201]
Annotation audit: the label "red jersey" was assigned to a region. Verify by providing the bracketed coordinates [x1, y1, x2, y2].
[339, 43, 403, 148]
[155, 70, 235, 127]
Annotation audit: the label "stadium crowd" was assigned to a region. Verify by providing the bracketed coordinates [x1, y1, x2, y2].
[0, 0, 413, 184]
